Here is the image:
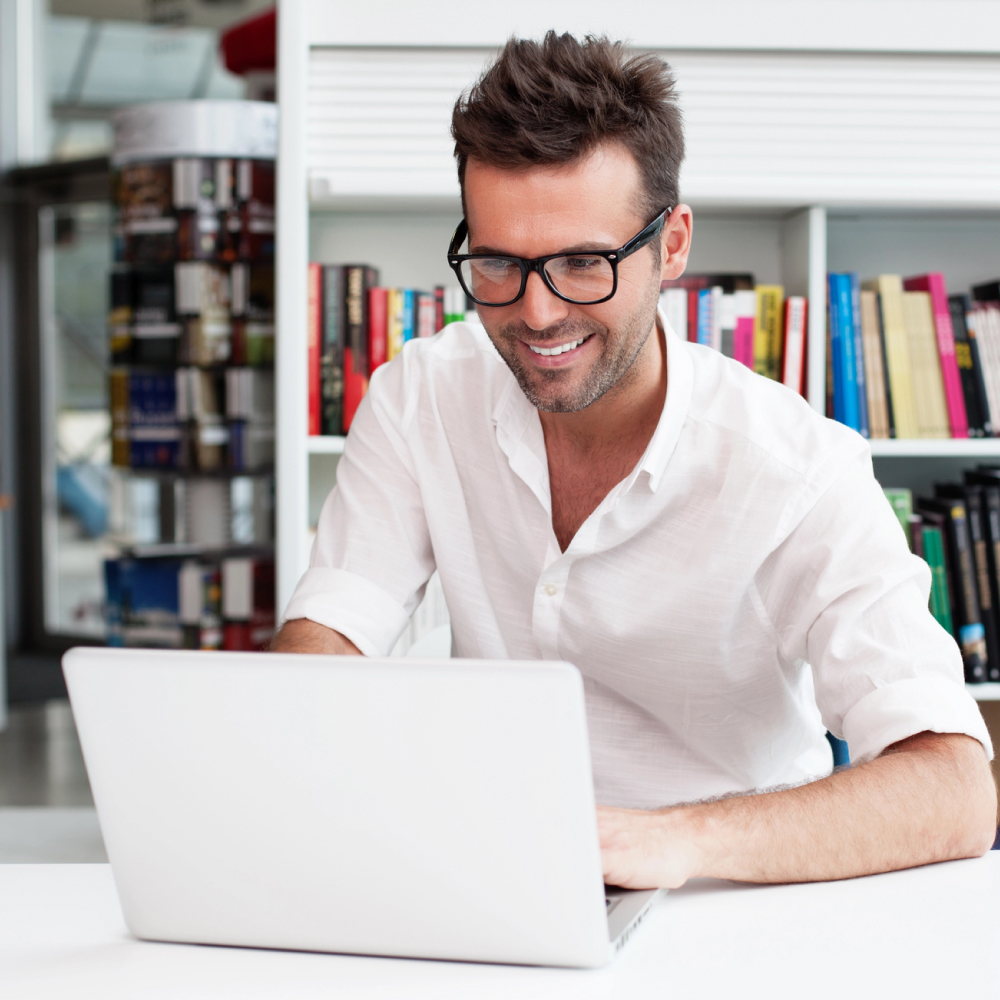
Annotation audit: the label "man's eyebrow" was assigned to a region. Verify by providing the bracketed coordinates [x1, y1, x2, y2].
[468, 241, 616, 257]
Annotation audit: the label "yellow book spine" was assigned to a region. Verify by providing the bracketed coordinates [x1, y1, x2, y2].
[386, 289, 404, 361]
[868, 275, 919, 439]
[754, 285, 784, 380]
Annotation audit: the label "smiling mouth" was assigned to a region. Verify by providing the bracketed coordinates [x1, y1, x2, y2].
[526, 334, 593, 357]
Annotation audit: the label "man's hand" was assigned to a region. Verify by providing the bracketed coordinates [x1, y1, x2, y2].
[271, 618, 362, 655]
[598, 731, 997, 889]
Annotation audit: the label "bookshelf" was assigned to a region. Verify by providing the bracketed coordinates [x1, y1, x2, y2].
[276, 0, 1000, 624]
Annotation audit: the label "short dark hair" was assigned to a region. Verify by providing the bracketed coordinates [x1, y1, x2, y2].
[451, 32, 684, 220]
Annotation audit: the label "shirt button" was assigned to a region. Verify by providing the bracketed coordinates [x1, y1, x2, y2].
[544, 584, 558, 596]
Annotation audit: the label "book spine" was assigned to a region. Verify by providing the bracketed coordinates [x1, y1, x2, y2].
[964, 489, 1000, 682]
[980, 484, 1000, 680]
[368, 287, 388, 372]
[904, 274, 969, 438]
[696, 289, 712, 347]
[828, 275, 846, 425]
[972, 306, 1000, 435]
[874, 276, 919, 438]
[320, 265, 345, 437]
[836, 275, 860, 432]
[401, 288, 415, 344]
[923, 526, 955, 636]
[849, 273, 869, 438]
[387, 288, 404, 360]
[307, 263, 322, 436]
[754, 286, 783, 380]
[781, 297, 807, 394]
[876, 293, 896, 438]
[433, 286, 445, 333]
[945, 502, 987, 682]
[342, 265, 371, 432]
[859, 290, 889, 438]
[687, 289, 699, 343]
[949, 295, 988, 436]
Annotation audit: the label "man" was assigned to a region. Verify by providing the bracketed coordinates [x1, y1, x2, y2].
[276, 33, 997, 888]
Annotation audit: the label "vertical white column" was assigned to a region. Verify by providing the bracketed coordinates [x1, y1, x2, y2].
[782, 206, 828, 414]
[275, 0, 311, 616]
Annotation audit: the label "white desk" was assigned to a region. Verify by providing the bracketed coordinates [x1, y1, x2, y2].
[2, 857, 998, 1000]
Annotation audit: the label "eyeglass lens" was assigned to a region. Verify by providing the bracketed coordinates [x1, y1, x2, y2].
[459, 255, 615, 305]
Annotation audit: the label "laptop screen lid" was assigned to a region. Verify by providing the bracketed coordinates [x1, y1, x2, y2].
[63, 648, 613, 967]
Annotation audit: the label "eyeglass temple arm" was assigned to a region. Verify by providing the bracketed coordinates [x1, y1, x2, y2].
[614, 207, 671, 262]
[448, 219, 469, 256]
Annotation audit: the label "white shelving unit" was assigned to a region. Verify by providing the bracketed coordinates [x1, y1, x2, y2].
[276, 0, 1000, 618]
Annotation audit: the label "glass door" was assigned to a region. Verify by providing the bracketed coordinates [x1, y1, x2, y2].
[37, 201, 114, 637]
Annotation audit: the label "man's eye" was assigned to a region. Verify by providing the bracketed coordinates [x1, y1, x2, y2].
[564, 256, 602, 270]
[480, 259, 516, 274]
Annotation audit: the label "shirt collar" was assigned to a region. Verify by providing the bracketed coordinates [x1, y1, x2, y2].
[491, 307, 694, 505]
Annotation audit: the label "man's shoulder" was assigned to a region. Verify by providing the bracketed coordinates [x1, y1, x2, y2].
[364, 320, 513, 429]
[683, 339, 868, 482]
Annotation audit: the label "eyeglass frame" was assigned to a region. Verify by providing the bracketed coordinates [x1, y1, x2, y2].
[446, 207, 672, 308]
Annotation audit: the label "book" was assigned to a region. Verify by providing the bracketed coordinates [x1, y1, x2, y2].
[936, 484, 1000, 682]
[368, 287, 389, 373]
[903, 274, 968, 438]
[781, 296, 807, 395]
[417, 292, 436, 338]
[847, 274, 869, 439]
[863, 276, 919, 438]
[342, 265, 378, 432]
[883, 487, 913, 543]
[754, 285, 784, 381]
[915, 497, 988, 682]
[949, 295, 991, 436]
[859, 290, 890, 438]
[307, 263, 322, 436]
[179, 560, 223, 650]
[902, 291, 950, 439]
[222, 556, 276, 651]
[828, 275, 860, 432]
[719, 293, 735, 358]
[965, 468, 1000, 680]
[401, 288, 416, 346]
[969, 304, 1000, 434]
[321, 266, 345, 437]
[387, 287, 405, 361]
[434, 286, 445, 332]
[659, 287, 687, 340]
[696, 288, 713, 348]
[732, 290, 756, 369]
[922, 525, 954, 636]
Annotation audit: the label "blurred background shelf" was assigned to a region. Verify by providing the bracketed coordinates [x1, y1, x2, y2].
[970, 684, 1000, 702]
[870, 440, 1000, 459]
[306, 436, 346, 455]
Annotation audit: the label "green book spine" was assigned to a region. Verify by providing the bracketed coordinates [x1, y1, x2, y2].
[883, 487, 914, 545]
[923, 526, 954, 636]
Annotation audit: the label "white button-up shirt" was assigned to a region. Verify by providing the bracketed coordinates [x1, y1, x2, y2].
[285, 317, 992, 809]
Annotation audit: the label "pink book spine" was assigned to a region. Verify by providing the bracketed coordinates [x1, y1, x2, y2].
[904, 273, 969, 438]
[733, 316, 754, 369]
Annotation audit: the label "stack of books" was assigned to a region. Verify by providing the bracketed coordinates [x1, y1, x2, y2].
[887, 477, 1000, 684]
[659, 275, 808, 396]
[104, 553, 275, 651]
[307, 264, 467, 436]
[827, 272, 1000, 439]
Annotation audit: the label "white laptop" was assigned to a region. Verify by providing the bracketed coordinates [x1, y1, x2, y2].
[63, 647, 662, 968]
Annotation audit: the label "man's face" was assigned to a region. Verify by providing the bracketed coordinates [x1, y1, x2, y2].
[463, 145, 665, 413]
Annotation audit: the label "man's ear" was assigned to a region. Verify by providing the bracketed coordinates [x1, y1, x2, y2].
[660, 205, 693, 282]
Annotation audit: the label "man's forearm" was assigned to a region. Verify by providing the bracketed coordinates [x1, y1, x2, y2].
[271, 617, 362, 655]
[599, 731, 998, 889]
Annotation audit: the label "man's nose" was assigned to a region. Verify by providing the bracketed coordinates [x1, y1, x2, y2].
[517, 270, 570, 334]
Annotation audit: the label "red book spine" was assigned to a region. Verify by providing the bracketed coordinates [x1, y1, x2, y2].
[903, 273, 969, 438]
[687, 289, 698, 342]
[307, 263, 321, 436]
[434, 286, 445, 332]
[781, 296, 808, 396]
[368, 287, 388, 371]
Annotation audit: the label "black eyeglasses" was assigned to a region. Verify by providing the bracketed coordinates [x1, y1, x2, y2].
[447, 208, 671, 308]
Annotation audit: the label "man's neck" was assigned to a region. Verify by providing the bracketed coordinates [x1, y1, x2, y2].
[539, 321, 668, 551]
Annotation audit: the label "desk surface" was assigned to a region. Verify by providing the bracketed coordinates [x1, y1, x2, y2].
[2, 856, 998, 1000]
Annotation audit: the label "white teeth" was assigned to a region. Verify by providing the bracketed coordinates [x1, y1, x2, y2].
[528, 336, 588, 356]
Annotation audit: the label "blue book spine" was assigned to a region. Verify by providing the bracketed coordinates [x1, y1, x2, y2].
[696, 288, 713, 346]
[827, 274, 845, 424]
[849, 272, 869, 438]
[402, 289, 415, 342]
[836, 274, 860, 431]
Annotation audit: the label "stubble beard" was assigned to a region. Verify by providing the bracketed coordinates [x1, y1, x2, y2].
[483, 291, 660, 414]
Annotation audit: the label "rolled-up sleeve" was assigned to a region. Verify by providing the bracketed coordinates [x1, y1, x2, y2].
[282, 354, 435, 655]
[759, 452, 993, 763]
